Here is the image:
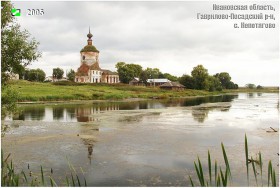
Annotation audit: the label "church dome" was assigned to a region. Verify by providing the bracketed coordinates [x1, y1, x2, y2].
[80, 45, 99, 53]
[87, 32, 93, 39]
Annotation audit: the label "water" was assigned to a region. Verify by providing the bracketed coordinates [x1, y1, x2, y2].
[6, 95, 236, 122]
[2, 93, 279, 186]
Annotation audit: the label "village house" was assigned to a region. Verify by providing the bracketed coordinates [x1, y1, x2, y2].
[75, 29, 119, 84]
[159, 82, 185, 90]
[44, 76, 68, 82]
[129, 78, 172, 87]
[147, 78, 170, 86]
[129, 77, 145, 86]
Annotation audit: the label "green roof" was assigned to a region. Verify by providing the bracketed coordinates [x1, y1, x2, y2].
[80, 45, 99, 53]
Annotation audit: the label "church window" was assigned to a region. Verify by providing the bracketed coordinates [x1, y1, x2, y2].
[83, 56, 85, 60]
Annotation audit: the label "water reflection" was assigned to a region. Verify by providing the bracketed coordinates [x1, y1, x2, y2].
[7, 95, 237, 123]
[191, 103, 232, 123]
[79, 125, 99, 164]
[13, 106, 45, 121]
[192, 110, 209, 123]
[53, 107, 64, 120]
[247, 93, 254, 98]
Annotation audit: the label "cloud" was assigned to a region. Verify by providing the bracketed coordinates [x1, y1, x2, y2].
[13, 1, 279, 86]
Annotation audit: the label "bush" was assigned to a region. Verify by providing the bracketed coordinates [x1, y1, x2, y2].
[1, 86, 19, 118]
[246, 83, 256, 89]
[52, 81, 82, 86]
[23, 69, 46, 82]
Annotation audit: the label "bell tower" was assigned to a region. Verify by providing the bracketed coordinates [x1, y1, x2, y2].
[80, 27, 100, 66]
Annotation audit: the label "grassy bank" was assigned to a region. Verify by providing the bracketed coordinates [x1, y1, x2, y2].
[8, 80, 279, 102]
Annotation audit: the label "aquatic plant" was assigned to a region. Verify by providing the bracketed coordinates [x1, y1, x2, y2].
[189, 134, 278, 187]
[1, 149, 87, 187]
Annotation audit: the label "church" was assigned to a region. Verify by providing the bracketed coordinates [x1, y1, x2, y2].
[75, 29, 119, 84]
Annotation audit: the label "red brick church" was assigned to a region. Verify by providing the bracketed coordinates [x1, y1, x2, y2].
[75, 29, 119, 84]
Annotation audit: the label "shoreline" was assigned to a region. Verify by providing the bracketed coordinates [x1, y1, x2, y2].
[7, 80, 279, 105]
[15, 91, 276, 105]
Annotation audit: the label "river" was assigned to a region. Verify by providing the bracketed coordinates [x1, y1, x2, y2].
[2, 93, 279, 186]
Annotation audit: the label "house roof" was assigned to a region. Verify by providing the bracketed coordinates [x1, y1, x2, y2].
[147, 78, 170, 83]
[76, 63, 89, 76]
[102, 69, 118, 75]
[160, 82, 185, 88]
[90, 62, 101, 70]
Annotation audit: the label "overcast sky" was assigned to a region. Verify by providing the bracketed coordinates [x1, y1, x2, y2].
[12, 1, 279, 86]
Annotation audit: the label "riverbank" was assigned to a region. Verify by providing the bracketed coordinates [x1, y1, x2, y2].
[8, 80, 279, 102]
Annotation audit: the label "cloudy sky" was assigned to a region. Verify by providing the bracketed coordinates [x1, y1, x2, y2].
[12, 1, 279, 86]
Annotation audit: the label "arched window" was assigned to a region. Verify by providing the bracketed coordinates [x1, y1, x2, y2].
[82, 56, 85, 60]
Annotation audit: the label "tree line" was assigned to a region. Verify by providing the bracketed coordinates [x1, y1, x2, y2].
[115, 62, 178, 84]
[116, 62, 239, 91]
[19, 68, 75, 82]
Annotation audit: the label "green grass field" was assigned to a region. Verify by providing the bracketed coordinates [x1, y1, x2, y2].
[8, 80, 279, 102]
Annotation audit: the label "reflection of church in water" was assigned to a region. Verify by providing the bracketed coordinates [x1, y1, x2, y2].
[75, 104, 119, 122]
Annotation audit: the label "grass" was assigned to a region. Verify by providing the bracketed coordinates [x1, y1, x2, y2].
[8, 80, 278, 102]
[1, 149, 87, 187]
[189, 134, 278, 187]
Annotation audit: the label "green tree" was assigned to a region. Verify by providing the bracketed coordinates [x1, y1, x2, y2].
[214, 72, 231, 89]
[1, 87, 19, 119]
[115, 62, 142, 83]
[139, 70, 149, 85]
[246, 83, 256, 89]
[144, 68, 161, 79]
[227, 81, 238, 89]
[205, 76, 222, 91]
[67, 69, 76, 82]
[1, 1, 41, 119]
[191, 65, 209, 90]
[1, 1, 13, 29]
[24, 69, 46, 82]
[163, 73, 178, 81]
[256, 85, 263, 89]
[179, 74, 195, 89]
[1, 1, 41, 85]
[53, 68, 64, 80]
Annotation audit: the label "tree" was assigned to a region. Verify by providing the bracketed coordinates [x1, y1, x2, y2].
[214, 72, 231, 89]
[144, 68, 161, 79]
[191, 65, 209, 90]
[139, 70, 149, 85]
[246, 83, 256, 89]
[115, 62, 143, 84]
[205, 76, 222, 91]
[1, 1, 41, 118]
[227, 81, 238, 89]
[179, 74, 195, 89]
[24, 69, 46, 82]
[163, 73, 178, 82]
[67, 69, 76, 82]
[1, 1, 41, 85]
[1, 87, 18, 119]
[256, 85, 263, 89]
[53, 68, 64, 80]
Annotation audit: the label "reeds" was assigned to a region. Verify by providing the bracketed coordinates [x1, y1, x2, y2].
[189, 134, 278, 187]
[1, 149, 87, 187]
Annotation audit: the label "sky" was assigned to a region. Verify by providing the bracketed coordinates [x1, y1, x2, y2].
[11, 1, 279, 86]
